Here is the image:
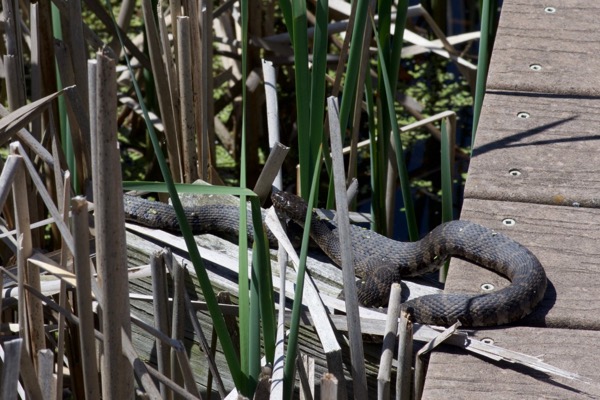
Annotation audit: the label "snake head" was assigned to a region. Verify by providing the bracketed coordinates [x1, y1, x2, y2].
[271, 191, 310, 225]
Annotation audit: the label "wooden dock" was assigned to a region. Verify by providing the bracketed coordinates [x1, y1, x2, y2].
[422, 0, 600, 398]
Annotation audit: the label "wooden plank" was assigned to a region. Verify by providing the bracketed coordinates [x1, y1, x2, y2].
[467, 93, 600, 208]
[422, 327, 600, 399]
[486, 0, 600, 96]
[444, 198, 600, 330]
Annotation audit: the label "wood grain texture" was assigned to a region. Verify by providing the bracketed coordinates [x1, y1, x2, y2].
[486, 0, 600, 96]
[422, 327, 600, 399]
[446, 198, 600, 330]
[467, 93, 600, 208]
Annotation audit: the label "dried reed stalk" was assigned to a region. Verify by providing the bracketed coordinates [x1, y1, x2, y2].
[92, 50, 133, 399]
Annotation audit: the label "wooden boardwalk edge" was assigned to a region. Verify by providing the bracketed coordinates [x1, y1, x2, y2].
[423, 0, 600, 398]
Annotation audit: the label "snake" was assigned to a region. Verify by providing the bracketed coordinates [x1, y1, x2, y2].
[123, 192, 547, 327]
[123, 194, 279, 246]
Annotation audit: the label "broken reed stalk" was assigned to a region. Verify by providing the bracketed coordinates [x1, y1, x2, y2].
[0, 338, 23, 398]
[19, 336, 44, 399]
[121, 331, 163, 398]
[11, 149, 45, 370]
[264, 206, 347, 398]
[414, 321, 460, 400]
[320, 373, 338, 400]
[396, 310, 413, 400]
[199, 0, 214, 180]
[92, 50, 133, 399]
[72, 197, 101, 399]
[327, 95, 368, 398]
[10, 258, 202, 398]
[377, 283, 402, 400]
[262, 59, 283, 190]
[185, 0, 208, 180]
[270, 245, 287, 398]
[37, 349, 54, 396]
[252, 142, 289, 204]
[170, 256, 186, 389]
[54, 172, 72, 399]
[173, 345, 203, 399]
[157, 248, 226, 397]
[298, 354, 315, 400]
[180, 268, 227, 396]
[177, 16, 198, 183]
[141, 0, 182, 182]
[151, 251, 173, 399]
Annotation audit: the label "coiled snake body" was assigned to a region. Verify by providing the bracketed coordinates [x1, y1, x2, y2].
[124, 192, 547, 327]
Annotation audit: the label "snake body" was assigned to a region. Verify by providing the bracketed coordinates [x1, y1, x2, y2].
[123, 194, 278, 246]
[270, 191, 547, 327]
[123, 192, 547, 327]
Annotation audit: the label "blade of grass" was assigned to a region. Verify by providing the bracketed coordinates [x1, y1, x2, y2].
[290, 0, 311, 197]
[390, 0, 409, 94]
[337, 0, 370, 135]
[239, 0, 254, 391]
[440, 116, 455, 224]
[250, 196, 276, 364]
[364, 71, 385, 233]
[0, 87, 73, 140]
[471, 0, 497, 148]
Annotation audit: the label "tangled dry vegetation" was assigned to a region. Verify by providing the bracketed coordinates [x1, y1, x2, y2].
[0, 0, 483, 399]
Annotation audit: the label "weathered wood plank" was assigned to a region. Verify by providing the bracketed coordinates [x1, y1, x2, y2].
[422, 327, 600, 399]
[486, 0, 600, 96]
[445, 198, 600, 330]
[467, 93, 600, 207]
[125, 231, 396, 397]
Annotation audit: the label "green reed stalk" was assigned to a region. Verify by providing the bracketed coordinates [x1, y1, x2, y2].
[440, 118, 454, 224]
[238, 0, 253, 390]
[439, 117, 454, 281]
[372, 0, 410, 235]
[471, 0, 497, 148]
[51, 4, 75, 188]
[289, 0, 311, 197]
[337, 0, 370, 136]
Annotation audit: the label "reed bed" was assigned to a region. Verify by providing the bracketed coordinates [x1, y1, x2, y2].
[0, 0, 485, 398]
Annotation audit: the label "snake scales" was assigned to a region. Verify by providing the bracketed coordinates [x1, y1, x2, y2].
[123, 192, 547, 327]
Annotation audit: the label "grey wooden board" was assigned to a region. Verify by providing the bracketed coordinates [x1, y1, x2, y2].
[125, 230, 420, 398]
[445, 198, 600, 330]
[467, 93, 600, 207]
[486, 0, 600, 96]
[422, 327, 600, 399]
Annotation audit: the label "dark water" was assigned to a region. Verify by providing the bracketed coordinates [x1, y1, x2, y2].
[354, 0, 487, 241]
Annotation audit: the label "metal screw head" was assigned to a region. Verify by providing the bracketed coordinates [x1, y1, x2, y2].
[481, 283, 495, 291]
[502, 218, 516, 226]
[544, 7, 556, 13]
[530, 64, 542, 71]
[481, 338, 495, 345]
[509, 169, 522, 177]
[517, 112, 530, 119]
